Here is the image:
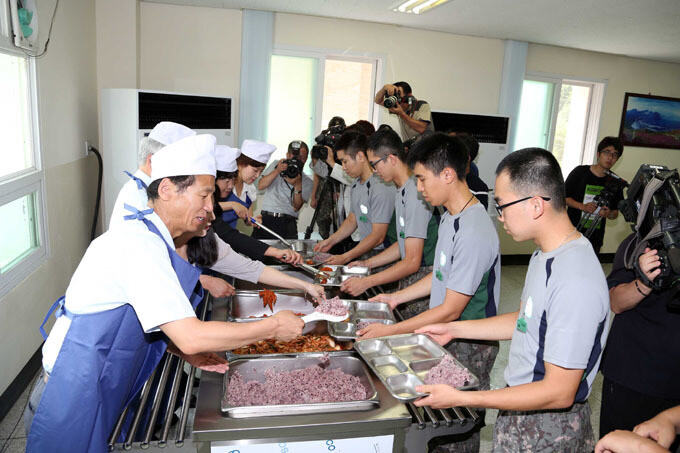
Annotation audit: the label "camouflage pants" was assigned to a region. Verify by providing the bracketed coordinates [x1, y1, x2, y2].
[396, 266, 433, 320]
[314, 182, 335, 239]
[429, 339, 499, 453]
[492, 401, 595, 452]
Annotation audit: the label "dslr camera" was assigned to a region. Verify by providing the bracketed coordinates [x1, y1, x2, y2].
[619, 164, 680, 307]
[281, 140, 303, 179]
[311, 120, 346, 161]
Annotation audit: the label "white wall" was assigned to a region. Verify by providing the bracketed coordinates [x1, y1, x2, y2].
[0, 0, 99, 395]
[139, 2, 242, 135]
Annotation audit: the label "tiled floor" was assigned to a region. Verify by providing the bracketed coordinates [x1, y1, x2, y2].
[0, 263, 612, 453]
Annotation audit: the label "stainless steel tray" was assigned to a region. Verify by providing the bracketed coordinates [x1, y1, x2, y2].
[228, 289, 315, 321]
[354, 334, 480, 402]
[221, 353, 380, 417]
[314, 265, 371, 286]
[327, 300, 397, 341]
[227, 320, 353, 358]
[261, 239, 319, 259]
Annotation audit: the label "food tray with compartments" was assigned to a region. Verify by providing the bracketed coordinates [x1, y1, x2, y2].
[354, 334, 480, 403]
[221, 353, 380, 417]
[314, 265, 371, 286]
[327, 300, 397, 341]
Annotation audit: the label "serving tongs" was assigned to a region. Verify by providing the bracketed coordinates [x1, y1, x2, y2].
[250, 217, 331, 279]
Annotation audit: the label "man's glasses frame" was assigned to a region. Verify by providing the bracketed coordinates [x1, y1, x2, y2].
[495, 196, 551, 216]
[369, 156, 389, 170]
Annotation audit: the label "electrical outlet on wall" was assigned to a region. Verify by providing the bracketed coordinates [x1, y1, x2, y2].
[84, 140, 90, 157]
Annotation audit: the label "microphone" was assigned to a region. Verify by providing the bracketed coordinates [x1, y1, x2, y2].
[606, 170, 629, 187]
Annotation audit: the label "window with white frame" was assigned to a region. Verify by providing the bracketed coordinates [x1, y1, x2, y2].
[0, 48, 48, 297]
[514, 74, 606, 178]
[266, 49, 381, 165]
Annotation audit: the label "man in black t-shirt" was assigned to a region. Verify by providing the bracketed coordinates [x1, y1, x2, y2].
[452, 132, 490, 209]
[599, 234, 680, 451]
[565, 136, 625, 254]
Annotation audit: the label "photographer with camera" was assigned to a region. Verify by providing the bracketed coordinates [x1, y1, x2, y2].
[255, 140, 313, 240]
[565, 136, 625, 254]
[374, 81, 434, 141]
[599, 166, 680, 450]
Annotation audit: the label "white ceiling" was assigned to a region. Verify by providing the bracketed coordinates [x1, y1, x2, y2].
[145, 0, 680, 64]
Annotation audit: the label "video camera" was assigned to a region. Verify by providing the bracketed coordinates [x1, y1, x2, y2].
[619, 164, 680, 306]
[281, 140, 303, 179]
[311, 122, 346, 162]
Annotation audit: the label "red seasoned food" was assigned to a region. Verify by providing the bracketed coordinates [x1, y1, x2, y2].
[248, 312, 306, 319]
[315, 296, 348, 317]
[231, 335, 348, 355]
[227, 358, 367, 406]
[424, 356, 471, 388]
[259, 290, 277, 312]
[319, 267, 333, 272]
[305, 259, 315, 265]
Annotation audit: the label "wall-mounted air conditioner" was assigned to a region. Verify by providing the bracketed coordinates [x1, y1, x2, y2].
[101, 89, 234, 227]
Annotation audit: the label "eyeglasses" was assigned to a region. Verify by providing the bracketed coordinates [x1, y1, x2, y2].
[369, 156, 388, 170]
[600, 150, 621, 159]
[494, 196, 551, 216]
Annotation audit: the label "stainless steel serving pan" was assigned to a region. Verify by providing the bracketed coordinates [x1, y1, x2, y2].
[221, 353, 380, 418]
[354, 333, 480, 403]
[228, 289, 316, 321]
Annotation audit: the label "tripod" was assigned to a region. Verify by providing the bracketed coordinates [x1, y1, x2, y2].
[576, 196, 610, 239]
[305, 168, 338, 240]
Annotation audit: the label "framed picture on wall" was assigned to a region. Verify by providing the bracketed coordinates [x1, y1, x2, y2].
[619, 93, 680, 150]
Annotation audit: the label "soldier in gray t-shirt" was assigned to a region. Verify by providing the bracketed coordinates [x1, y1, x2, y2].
[315, 131, 395, 265]
[415, 148, 610, 452]
[349, 173, 395, 240]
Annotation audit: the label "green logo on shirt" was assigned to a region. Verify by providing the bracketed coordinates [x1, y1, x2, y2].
[516, 317, 527, 333]
[435, 270, 443, 281]
[359, 215, 368, 223]
[399, 231, 405, 239]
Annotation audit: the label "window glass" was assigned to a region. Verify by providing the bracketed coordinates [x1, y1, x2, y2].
[321, 58, 374, 128]
[266, 55, 318, 166]
[0, 192, 40, 273]
[0, 52, 34, 180]
[515, 80, 554, 151]
[553, 84, 592, 176]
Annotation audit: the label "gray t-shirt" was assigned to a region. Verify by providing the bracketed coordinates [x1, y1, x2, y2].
[504, 236, 610, 402]
[430, 203, 500, 322]
[350, 173, 395, 240]
[395, 176, 434, 260]
[259, 162, 313, 218]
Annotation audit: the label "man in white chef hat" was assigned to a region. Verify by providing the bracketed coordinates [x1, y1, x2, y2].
[25, 134, 304, 452]
[108, 121, 196, 230]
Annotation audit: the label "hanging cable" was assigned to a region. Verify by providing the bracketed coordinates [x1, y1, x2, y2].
[87, 145, 103, 241]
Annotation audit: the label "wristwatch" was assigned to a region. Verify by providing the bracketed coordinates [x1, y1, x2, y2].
[295, 190, 303, 194]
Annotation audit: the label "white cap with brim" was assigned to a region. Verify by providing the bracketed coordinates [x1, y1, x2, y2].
[148, 121, 196, 145]
[241, 139, 276, 164]
[215, 145, 240, 173]
[150, 134, 217, 182]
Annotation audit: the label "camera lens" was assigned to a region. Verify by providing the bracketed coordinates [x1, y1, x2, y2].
[383, 95, 399, 108]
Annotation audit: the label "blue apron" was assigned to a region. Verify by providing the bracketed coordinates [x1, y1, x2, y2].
[220, 189, 252, 228]
[123, 170, 148, 190]
[27, 206, 203, 453]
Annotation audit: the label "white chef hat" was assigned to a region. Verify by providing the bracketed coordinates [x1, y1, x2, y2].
[148, 121, 196, 146]
[150, 134, 217, 182]
[215, 145, 240, 173]
[240, 139, 276, 164]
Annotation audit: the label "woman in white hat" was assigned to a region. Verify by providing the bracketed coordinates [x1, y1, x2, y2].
[218, 139, 275, 229]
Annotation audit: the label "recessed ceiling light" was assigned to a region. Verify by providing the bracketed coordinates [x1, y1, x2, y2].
[392, 0, 451, 15]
